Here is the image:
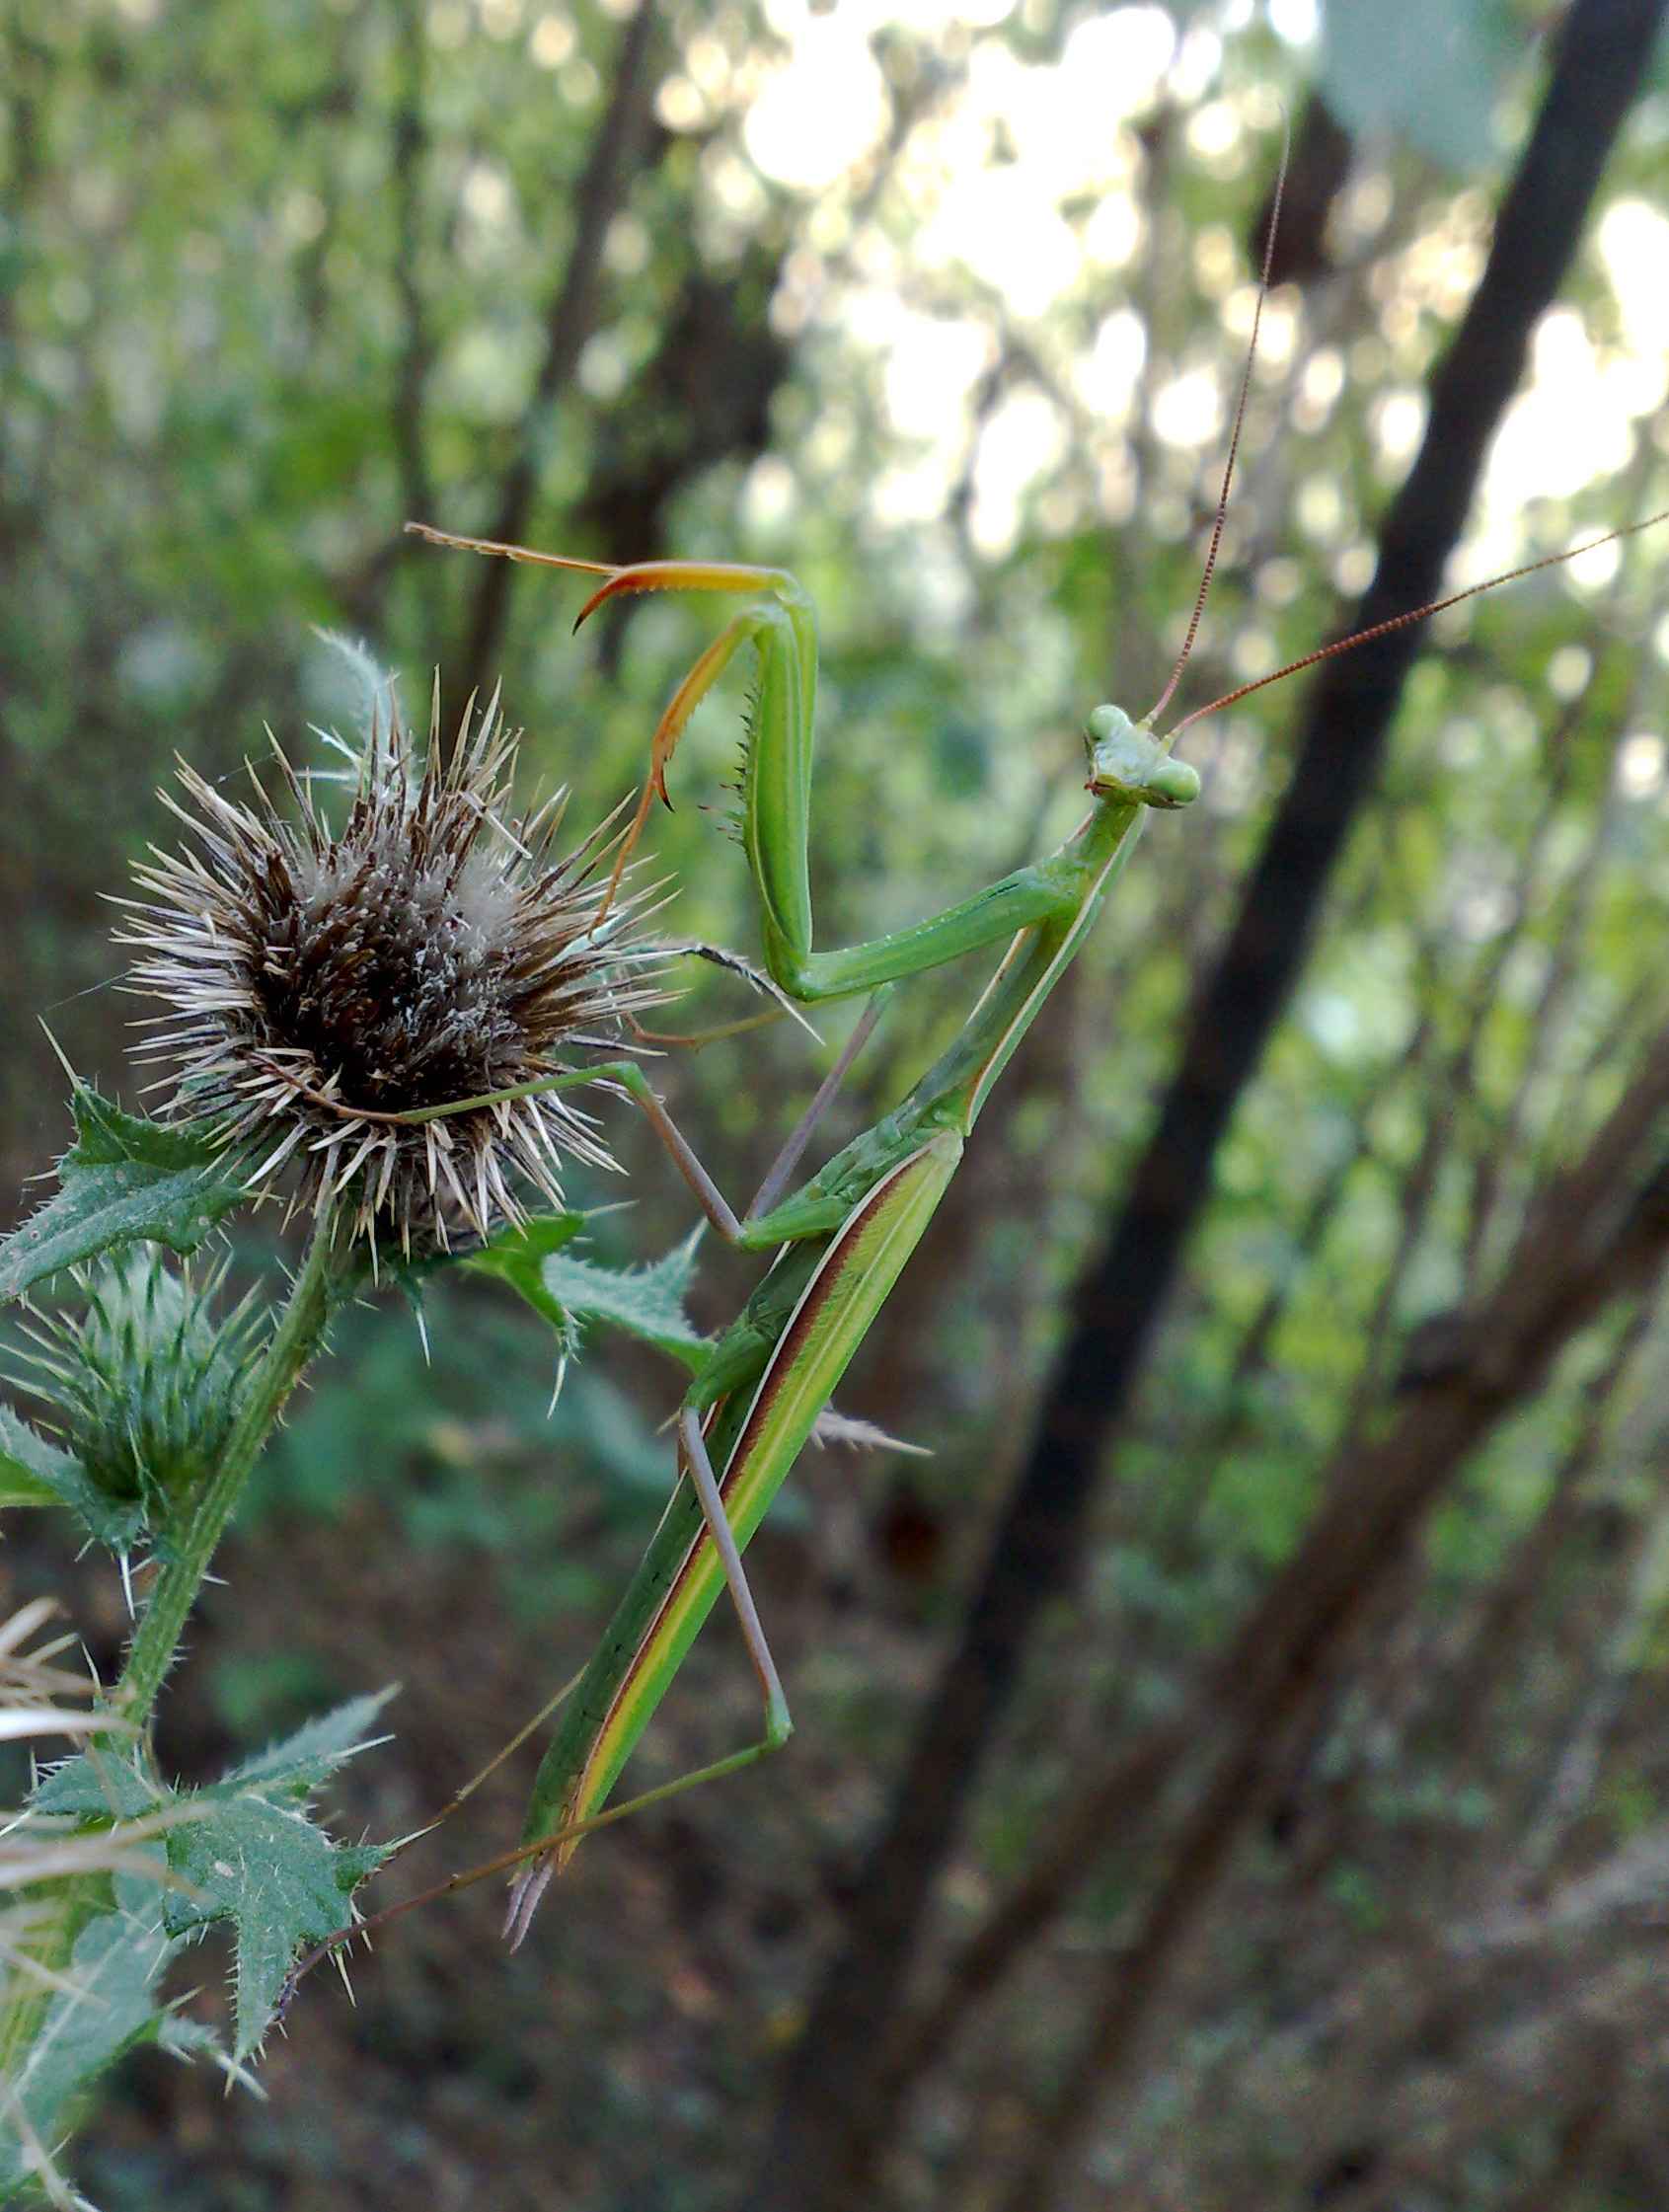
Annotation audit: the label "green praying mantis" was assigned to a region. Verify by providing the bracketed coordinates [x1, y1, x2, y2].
[393, 525, 1202, 1945]
[380, 508, 1664, 1951]
[283, 194, 1669, 1975]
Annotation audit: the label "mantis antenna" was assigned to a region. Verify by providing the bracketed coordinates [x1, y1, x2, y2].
[1165, 507, 1669, 742]
[1145, 121, 1291, 729]
[1135, 122, 1668, 749]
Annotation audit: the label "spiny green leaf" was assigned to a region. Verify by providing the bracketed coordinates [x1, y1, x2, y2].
[156, 2014, 225, 2064]
[36, 1696, 396, 2060]
[470, 1215, 712, 1373]
[0, 1403, 71, 1510]
[463, 1209, 589, 1365]
[33, 1747, 160, 1821]
[225, 1686, 397, 1793]
[0, 1403, 148, 1548]
[541, 1229, 712, 1371]
[0, 1089, 249, 1305]
[162, 1792, 387, 2057]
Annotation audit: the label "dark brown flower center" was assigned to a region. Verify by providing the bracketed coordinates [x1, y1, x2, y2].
[255, 849, 536, 1111]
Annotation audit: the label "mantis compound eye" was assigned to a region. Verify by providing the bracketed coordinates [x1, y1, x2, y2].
[1084, 705, 1201, 810]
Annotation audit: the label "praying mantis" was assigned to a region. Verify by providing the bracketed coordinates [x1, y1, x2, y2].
[285, 176, 1668, 1968]
[386, 519, 1667, 1950]
[400, 525, 1203, 1944]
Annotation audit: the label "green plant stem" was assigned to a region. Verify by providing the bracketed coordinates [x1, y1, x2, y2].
[0, 1215, 341, 2095]
[116, 1210, 341, 1725]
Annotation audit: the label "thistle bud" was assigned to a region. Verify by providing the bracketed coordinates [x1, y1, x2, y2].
[14, 1250, 262, 1526]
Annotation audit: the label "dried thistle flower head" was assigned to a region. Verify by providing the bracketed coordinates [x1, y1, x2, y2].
[120, 692, 667, 1250]
[13, 1248, 263, 1526]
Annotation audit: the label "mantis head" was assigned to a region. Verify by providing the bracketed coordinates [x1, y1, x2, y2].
[1084, 706, 1200, 810]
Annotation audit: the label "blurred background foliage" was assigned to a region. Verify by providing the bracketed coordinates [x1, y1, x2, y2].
[5, 0, 1669, 2205]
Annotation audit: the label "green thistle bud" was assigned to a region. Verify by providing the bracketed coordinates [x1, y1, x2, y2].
[14, 1250, 264, 1527]
[117, 693, 669, 1252]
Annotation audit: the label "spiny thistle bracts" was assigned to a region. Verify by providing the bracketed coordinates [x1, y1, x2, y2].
[12, 1248, 264, 1528]
[119, 692, 669, 1251]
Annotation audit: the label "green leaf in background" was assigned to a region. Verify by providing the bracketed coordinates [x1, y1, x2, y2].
[1320, 0, 1520, 174]
[469, 1215, 712, 1375]
[0, 1089, 249, 1305]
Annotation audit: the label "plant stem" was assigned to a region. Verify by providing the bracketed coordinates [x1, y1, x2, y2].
[0, 1215, 341, 2097]
[116, 1211, 340, 1725]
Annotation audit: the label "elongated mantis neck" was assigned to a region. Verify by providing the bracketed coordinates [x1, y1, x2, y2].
[898, 784, 1151, 1141]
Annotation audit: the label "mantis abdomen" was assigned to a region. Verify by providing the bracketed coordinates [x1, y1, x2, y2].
[515, 1129, 963, 1890]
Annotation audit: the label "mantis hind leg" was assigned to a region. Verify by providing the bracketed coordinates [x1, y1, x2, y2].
[672, 1404, 792, 1749]
[503, 1402, 796, 1947]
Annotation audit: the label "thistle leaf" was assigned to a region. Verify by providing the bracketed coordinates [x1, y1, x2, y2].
[164, 1794, 386, 2058]
[463, 1209, 590, 1364]
[0, 1404, 147, 1545]
[224, 1686, 397, 1793]
[34, 1749, 160, 1821]
[0, 1877, 190, 2197]
[0, 1089, 247, 1305]
[36, 1693, 396, 2060]
[0, 1404, 71, 1510]
[470, 1216, 711, 1373]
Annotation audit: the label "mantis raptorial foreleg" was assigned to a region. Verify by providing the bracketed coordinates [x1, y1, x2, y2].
[407, 524, 1197, 1005]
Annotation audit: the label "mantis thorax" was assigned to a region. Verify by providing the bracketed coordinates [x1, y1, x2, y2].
[1084, 705, 1200, 810]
